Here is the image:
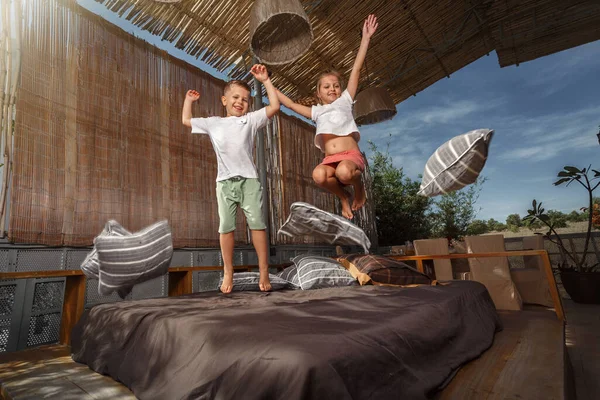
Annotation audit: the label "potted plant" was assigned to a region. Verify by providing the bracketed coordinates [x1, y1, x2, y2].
[523, 165, 600, 304]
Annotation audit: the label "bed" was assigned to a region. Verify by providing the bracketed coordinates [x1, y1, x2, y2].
[71, 280, 501, 400]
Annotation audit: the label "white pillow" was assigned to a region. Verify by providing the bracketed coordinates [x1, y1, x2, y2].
[418, 129, 493, 197]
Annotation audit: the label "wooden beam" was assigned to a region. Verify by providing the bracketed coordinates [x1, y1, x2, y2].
[388, 249, 547, 261]
[0, 270, 85, 279]
[416, 259, 424, 273]
[0, 263, 292, 280]
[540, 251, 565, 322]
[59, 274, 86, 346]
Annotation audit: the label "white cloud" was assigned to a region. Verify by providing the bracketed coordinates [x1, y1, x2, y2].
[498, 105, 600, 162]
[525, 40, 600, 95]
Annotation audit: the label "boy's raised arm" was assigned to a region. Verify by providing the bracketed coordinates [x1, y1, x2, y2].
[250, 64, 281, 119]
[182, 90, 200, 127]
[347, 14, 378, 99]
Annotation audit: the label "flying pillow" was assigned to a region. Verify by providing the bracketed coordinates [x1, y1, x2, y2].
[418, 129, 493, 197]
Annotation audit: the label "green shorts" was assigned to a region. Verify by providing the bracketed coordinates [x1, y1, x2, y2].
[216, 177, 266, 234]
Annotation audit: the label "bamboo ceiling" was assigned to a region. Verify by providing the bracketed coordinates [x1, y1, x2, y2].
[86, 0, 600, 105]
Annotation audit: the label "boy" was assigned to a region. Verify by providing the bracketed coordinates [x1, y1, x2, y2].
[182, 64, 280, 293]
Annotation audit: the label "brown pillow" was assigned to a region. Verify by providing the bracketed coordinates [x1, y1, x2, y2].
[337, 254, 432, 286]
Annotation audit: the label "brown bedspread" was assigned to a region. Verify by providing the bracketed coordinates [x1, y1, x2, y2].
[71, 281, 501, 400]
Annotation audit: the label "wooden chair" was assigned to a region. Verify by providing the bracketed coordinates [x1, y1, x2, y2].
[413, 238, 453, 281]
[465, 234, 523, 311]
[510, 236, 553, 307]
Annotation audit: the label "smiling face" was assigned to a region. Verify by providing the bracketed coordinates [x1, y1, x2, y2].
[316, 73, 342, 105]
[221, 82, 251, 117]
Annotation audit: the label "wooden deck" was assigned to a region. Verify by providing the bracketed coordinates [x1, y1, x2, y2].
[0, 307, 569, 400]
[564, 299, 600, 400]
[438, 306, 566, 400]
[0, 346, 135, 399]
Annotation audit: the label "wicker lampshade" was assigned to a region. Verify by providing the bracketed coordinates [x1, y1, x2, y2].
[250, 0, 313, 65]
[353, 86, 397, 126]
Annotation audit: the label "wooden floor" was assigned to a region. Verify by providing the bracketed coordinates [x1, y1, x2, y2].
[0, 306, 585, 400]
[438, 306, 566, 400]
[0, 346, 135, 399]
[564, 299, 600, 400]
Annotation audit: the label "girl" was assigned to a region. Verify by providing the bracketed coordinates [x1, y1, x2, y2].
[276, 15, 378, 219]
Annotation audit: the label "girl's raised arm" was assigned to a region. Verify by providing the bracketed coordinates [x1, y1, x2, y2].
[276, 89, 313, 119]
[347, 14, 378, 99]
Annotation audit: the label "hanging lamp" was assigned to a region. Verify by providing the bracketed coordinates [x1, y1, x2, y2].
[249, 0, 313, 65]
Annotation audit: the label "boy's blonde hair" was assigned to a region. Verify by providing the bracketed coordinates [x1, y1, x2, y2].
[224, 80, 252, 95]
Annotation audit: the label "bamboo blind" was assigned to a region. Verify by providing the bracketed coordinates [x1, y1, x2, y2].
[12, 0, 379, 248]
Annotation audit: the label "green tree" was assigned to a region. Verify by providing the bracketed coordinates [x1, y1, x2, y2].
[487, 218, 506, 232]
[467, 219, 489, 235]
[368, 142, 433, 246]
[506, 214, 522, 232]
[567, 210, 584, 222]
[547, 210, 568, 228]
[429, 178, 486, 240]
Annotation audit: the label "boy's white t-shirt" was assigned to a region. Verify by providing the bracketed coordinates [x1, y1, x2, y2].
[311, 89, 360, 153]
[190, 108, 269, 182]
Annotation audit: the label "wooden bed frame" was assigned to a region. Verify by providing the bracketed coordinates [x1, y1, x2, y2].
[0, 250, 569, 399]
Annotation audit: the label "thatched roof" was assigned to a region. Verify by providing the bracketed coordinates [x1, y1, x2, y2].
[91, 0, 600, 105]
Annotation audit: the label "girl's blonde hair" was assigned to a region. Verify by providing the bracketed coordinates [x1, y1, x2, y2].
[315, 70, 345, 92]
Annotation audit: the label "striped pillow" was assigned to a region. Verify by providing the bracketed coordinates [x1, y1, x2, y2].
[292, 255, 357, 290]
[96, 220, 173, 298]
[217, 272, 291, 291]
[337, 254, 432, 286]
[81, 220, 132, 280]
[418, 129, 494, 197]
[276, 265, 301, 289]
[278, 202, 371, 253]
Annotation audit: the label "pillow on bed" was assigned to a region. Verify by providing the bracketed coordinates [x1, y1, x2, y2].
[96, 220, 173, 298]
[418, 129, 493, 197]
[337, 254, 431, 286]
[276, 265, 301, 289]
[81, 220, 132, 279]
[278, 202, 371, 253]
[218, 272, 290, 291]
[292, 255, 357, 290]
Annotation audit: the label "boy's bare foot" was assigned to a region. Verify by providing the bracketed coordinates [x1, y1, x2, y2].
[340, 191, 354, 219]
[259, 271, 272, 292]
[220, 273, 233, 294]
[352, 183, 366, 211]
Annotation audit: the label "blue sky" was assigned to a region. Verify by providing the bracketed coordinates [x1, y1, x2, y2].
[79, 0, 600, 223]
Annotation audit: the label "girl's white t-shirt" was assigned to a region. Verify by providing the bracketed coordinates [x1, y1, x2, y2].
[311, 89, 360, 152]
[190, 108, 269, 182]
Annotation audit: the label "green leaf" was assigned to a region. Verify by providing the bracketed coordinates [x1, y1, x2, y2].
[557, 171, 571, 177]
[564, 166, 582, 173]
[593, 169, 600, 177]
[553, 178, 570, 186]
[532, 199, 537, 209]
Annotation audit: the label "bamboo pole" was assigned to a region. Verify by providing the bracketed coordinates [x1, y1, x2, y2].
[0, 0, 12, 237]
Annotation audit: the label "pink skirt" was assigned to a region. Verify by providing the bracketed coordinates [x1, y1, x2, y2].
[321, 149, 365, 172]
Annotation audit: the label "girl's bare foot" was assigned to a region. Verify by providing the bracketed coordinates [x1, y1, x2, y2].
[340, 192, 354, 219]
[220, 273, 233, 294]
[259, 271, 272, 292]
